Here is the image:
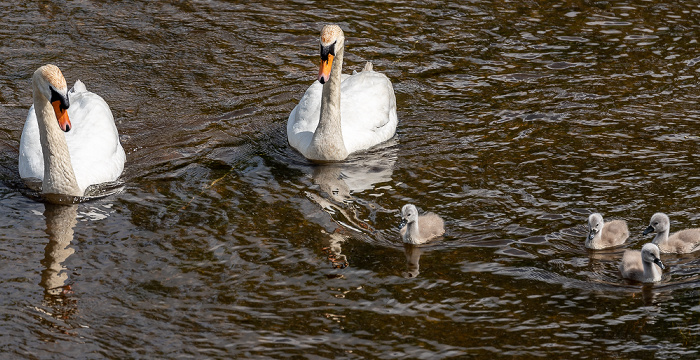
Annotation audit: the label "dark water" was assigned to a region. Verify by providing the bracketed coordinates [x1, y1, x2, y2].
[1, 0, 699, 358]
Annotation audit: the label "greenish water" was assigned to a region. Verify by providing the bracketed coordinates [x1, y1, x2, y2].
[1, 1, 699, 358]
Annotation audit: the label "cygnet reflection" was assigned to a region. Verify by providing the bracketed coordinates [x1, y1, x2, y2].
[402, 243, 422, 278]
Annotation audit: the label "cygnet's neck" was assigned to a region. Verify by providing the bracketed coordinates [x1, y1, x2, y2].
[309, 44, 348, 161]
[652, 228, 670, 247]
[404, 220, 421, 244]
[33, 81, 82, 196]
[642, 259, 662, 282]
[586, 232, 601, 248]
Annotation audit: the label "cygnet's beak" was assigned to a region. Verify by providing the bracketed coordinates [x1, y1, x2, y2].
[587, 230, 596, 241]
[398, 218, 407, 230]
[642, 225, 654, 236]
[653, 257, 665, 270]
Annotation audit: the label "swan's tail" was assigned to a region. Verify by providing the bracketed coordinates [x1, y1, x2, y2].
[362, 62, 373, 72]
[69, 80, 87, 94]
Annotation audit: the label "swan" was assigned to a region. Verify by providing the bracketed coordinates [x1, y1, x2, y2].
[585, 213, 629, 249]
[287, 24, 398, 161]
[19, 64, 125, 198]
[399, 204, 445, 244]
[619, 243, 665, 283]
[643, 213, 700, 253]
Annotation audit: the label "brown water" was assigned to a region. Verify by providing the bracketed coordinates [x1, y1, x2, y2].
[1, 0, 699, 358]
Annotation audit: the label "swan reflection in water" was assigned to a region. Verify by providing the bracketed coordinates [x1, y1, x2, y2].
[304, 145, 397, 269]
[38, 203, 79, 321]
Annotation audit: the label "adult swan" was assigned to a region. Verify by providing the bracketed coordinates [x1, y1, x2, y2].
[287, 25, 398, 161]
[19, 64, 125, 199]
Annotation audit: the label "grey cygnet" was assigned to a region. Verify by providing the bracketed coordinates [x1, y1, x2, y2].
[399, 204, 445, 244]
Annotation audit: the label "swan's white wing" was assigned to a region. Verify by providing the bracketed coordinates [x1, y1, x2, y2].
[65, 82, 125, 191]
[339, 70, 397, 154]
[19, 81, 125, 193]
[287, 80, 323, 154]
[18, 106, 43, 181]
[288, 71, 397, 156]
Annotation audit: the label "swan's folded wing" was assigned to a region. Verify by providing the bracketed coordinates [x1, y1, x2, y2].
[69, 79, 87, 94]
[287, 81, 323, 152]
[19, 105, 45, 180]
[340, 71, 398, 153]
[64, 90, 125, 191]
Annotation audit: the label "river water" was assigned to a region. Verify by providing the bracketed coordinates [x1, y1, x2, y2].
[1, 0, 699, 358]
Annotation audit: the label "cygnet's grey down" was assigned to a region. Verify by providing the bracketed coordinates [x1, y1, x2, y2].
[399, 204, 445, 244]
[643, 212, 700, 254]
[619, 243, 665, 283]
[586, 213, 629, 249]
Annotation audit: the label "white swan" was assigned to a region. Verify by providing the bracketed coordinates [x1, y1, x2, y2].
[585, 213, 629, 249]
[643, 213, 700, 253]
[619, 243, 665, 283]
[19, 64, 125, 197]
[287, 24, 398, 161]
[399, 204, 445, 245]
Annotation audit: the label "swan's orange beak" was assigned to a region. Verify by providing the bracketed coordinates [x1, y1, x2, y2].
[318, 54, 333, 84]
[52, 100, 71, 132]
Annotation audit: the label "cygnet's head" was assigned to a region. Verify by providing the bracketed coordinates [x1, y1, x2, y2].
[643, 213, 670, 236]
[587, 213, 604, 241]
[641, 243, 665, 270]
[399, 204, 419, 229]
[317, 24, 345, 84]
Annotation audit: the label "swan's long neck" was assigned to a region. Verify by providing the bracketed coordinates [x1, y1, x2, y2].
[33, 82, 82, 196]
[310, 44, 348, 161]
[652, 228, 669, 247]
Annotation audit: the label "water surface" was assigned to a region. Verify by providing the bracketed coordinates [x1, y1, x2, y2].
[1, 0, 699, 358]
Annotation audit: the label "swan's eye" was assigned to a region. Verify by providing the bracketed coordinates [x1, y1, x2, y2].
[320, 41, 336, 61]
[49, 86, 69, 110]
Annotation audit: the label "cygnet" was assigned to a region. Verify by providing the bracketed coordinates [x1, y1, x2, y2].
[619, 243, 665, 283]
[399, 204, 445, 244]
[643, 213, 700, 254]
[586, 213, 629, 249]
